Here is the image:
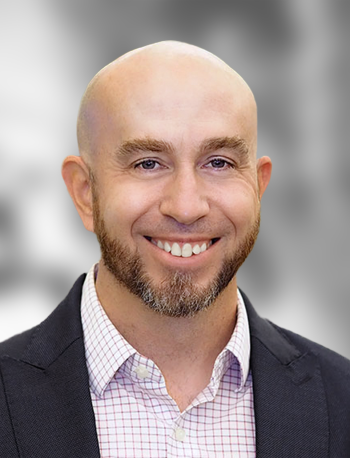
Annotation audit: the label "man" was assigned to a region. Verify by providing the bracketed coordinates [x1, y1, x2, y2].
[0, 41, 349, 457]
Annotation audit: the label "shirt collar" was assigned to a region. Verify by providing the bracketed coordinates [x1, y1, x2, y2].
[81, 264, 137, 397]
[81, 263, 251, 397]
[212, 289, 251, 392]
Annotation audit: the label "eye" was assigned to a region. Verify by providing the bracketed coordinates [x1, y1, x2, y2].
[135, 159, 159, 170]
[207, 158, 234, 169]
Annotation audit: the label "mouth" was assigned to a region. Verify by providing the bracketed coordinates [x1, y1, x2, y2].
[144, 236, 220, 258]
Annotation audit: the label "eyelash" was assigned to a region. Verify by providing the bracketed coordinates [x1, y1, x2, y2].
[134, 159, 161, 170]
[133, 157, 235, 171]
[205, 158, 235, 169]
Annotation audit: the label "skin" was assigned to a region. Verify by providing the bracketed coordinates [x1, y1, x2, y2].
[62, 41, 272, 411]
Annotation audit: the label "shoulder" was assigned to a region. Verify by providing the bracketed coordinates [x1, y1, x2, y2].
[272, 322, 350, 377]
[0, 274, 87, 361]
[0, 326, 39, 360]
[241, 289, 350, 379]
[272, 322, 350, 389]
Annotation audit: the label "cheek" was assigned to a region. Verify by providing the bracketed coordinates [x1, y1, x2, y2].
[101, 182, 158, 237]
[219, 182, 259, 233]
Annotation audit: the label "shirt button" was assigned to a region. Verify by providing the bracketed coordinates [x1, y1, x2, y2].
[134, 365, 150, 379]
[174, 427, 186, 442]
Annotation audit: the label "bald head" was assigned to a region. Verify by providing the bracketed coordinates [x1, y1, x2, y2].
[64, 41, 271, 288]
[77, 41, 257, 163]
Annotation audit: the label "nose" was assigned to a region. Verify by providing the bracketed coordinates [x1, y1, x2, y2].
[159, 168, 210, 225]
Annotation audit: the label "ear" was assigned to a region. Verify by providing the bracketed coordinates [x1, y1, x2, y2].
[61, 155, 94, 232]
[257, 156, 272, 199]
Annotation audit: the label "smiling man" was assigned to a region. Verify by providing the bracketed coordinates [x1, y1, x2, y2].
[0, 42, 349, 458]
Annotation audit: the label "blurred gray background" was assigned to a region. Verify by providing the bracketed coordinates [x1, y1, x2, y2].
[1, 1, 349, 358]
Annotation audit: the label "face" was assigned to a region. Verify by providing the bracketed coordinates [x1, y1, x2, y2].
[88, 60, 265, 317]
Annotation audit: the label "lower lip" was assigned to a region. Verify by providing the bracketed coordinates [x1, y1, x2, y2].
[144, 237, 219, 266]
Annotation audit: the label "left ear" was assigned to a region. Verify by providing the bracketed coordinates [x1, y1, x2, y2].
[256, 156, 272, 199]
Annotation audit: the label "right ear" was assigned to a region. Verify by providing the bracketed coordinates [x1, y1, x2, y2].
[61, 156, 94, 233]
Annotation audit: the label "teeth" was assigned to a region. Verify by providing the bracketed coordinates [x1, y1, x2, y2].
[192, 244, 201, 255]
[182, 243, 192, 257]
[171, 242, 181, 256]
[152, 239, 214, 257]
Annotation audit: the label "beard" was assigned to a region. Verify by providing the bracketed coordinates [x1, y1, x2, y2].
[92, 182, 260, 318]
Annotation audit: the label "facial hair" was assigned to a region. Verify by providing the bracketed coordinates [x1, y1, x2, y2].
[92, 181, 260, 318]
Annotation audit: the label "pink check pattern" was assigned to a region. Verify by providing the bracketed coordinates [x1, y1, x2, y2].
[81, 264, 256, 457]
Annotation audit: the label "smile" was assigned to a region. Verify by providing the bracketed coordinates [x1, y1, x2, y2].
[144, 237, 220, 258]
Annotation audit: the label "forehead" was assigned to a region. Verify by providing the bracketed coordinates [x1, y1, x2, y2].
[89, 56, 257, 157]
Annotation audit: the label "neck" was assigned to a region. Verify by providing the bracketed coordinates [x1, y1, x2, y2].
[95, 262, 238, 410]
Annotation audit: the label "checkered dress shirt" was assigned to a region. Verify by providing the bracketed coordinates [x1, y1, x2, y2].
[81, 264, 256, 457]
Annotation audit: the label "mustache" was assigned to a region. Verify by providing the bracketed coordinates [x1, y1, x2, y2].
[138, 220, 225, 236]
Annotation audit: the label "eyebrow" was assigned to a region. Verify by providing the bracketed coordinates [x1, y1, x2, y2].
[201, 136, 250, 161]
[117, 138, 174, 158]
[116, 135, 249, 160]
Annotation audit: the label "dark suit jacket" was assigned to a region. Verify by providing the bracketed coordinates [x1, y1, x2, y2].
[0, 275, 349, 457]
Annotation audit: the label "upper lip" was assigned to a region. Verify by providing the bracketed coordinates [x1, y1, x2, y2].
[145, 236, 220, 243]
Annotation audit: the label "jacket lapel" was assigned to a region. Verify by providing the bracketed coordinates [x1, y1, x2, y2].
[242, 292, 329, 458]
[0, 275, 100, 458]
